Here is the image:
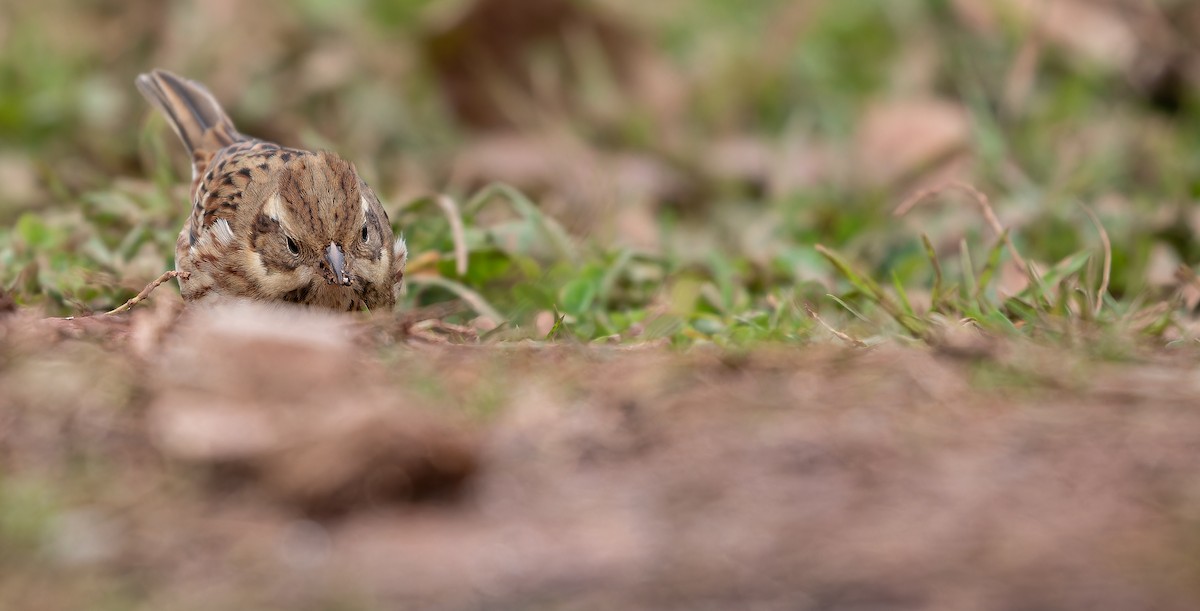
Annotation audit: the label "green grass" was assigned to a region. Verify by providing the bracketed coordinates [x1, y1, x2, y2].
[1, 0, 1198, 355]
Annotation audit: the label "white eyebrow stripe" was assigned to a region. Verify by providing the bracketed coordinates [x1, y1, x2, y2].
[361, 195, 370, 219]
[263, 192, 285, 221]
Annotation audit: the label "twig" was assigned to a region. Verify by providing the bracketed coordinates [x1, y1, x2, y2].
[895, 180, 1034, 279]
[106, 271, 188, 316]
[804, 303, 866, 348]
[1078, 204, 1111, 316]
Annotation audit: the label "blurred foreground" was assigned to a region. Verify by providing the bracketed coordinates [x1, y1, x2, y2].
[5, 301, 1200, 610]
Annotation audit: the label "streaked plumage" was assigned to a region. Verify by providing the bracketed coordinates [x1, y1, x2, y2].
[136, 69, 406, 311]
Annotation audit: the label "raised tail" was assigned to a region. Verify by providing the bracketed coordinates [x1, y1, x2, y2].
[135, 69, 244, 164]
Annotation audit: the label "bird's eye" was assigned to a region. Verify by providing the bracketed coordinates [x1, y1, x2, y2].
[286, 235, 300, 255]
[361, 224, 369, 242]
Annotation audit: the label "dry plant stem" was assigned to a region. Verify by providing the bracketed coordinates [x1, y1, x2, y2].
[805, 303, 867, 348]
[106, 271, 189, 315]
[408, 319, 478, 344]
[895, 181, 1034, 279]
[436, 194, 469, 277]
[398, 301, 468, 327]
[405, 276, 504, 326]
[1079, 204, 1111, 315]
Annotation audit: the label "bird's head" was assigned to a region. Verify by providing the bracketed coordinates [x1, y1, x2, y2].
[246, 151, 405, 309]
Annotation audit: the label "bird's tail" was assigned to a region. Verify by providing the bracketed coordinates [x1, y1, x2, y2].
[135, 69, 245, 166]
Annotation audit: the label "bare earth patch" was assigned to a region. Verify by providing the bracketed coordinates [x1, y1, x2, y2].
[4, 302, 1200, 610]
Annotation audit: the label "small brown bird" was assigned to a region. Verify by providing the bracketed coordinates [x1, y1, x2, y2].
[136, 69, 405, 311]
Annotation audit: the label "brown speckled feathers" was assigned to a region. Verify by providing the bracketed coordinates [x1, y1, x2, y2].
[136, 69, 405, 311]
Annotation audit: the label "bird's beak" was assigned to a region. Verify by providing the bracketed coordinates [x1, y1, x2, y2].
[324, 242, 351, 286]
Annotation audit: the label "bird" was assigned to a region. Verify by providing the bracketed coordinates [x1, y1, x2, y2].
[135, 69, 406, 311]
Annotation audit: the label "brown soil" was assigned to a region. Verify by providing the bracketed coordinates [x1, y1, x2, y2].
[4, 301, 1200, 610]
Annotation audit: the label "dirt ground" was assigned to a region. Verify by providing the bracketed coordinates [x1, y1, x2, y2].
[5, 299, 1200, 611]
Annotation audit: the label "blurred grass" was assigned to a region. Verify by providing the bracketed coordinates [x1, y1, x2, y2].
[1, 0, 1200, 352]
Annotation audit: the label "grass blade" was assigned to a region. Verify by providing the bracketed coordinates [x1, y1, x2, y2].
[921, 234, 944, 312]
[959, 238, 977, 303]
[815, 244, 879, 298]
[974, 228, 1008, 307]
[463, 183, 577, 264]
[892, 271, 916, 318]
[826, 294, 871, 324]
[816, 244, 926, 338]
